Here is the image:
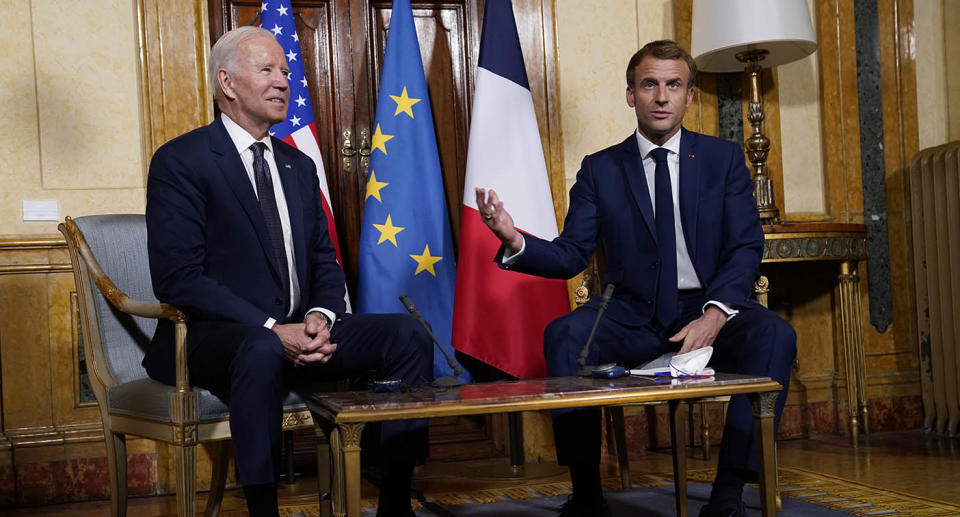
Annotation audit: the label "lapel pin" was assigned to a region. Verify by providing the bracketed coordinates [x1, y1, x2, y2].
[284, 164, 292, 169]
[688, 154, 695, 158]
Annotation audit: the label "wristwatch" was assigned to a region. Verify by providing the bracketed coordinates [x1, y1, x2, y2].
[317, 312, 334, 331]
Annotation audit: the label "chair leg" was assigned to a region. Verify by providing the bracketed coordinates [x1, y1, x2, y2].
[174, 444, 198, 517]
[283, 430, 296, 484]
[104, 430, 127, 517]
[669, 401, 689, 517]
[607, 407, 631, 489]
[700, 402, 712, 461]
[203, 441, 229, 517]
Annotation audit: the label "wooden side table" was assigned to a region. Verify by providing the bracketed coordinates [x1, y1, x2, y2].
[762, 222, 869, 446]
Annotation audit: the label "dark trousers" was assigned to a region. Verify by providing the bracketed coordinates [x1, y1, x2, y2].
[545, 291, 796, 475]
[146, 313, 433, 486]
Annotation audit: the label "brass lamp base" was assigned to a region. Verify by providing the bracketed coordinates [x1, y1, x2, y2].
[737, 49, 780, 224]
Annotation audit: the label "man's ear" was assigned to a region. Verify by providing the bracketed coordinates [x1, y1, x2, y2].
[626, 86, 636, 108]
[218, 69, 235, 101]
[685, 86, 694, 109]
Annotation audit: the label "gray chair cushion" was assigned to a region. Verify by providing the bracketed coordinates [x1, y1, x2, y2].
[107, 380, 307, 421]
[73, 214, 309, 421]
[74, 215, 156, 385]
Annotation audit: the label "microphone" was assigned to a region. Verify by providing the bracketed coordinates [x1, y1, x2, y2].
[399, 294, 464, 387]
[577, 284, 625, 377]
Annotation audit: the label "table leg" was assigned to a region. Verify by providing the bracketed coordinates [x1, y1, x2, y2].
[839, 260, 869, 445]
[751, 390, 779, 517]
[669, 401, 688, 517]
[338, 423, 365, 517]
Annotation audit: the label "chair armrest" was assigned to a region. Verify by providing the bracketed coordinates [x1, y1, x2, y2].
[60, 216, 191, 392]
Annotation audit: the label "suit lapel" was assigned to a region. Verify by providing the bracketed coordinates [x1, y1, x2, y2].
[209, 119, 283, 280]
[618, 134, 657, 242]
[273, 140, 307, 295]
[678, 128, 700, 258]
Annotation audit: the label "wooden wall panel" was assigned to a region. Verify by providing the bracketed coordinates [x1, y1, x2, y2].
[138, 0, 214, 157]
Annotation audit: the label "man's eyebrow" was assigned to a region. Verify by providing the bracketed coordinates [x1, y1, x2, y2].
[639, 76, 685, 84]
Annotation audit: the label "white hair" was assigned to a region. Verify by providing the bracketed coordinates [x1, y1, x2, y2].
[209, 26, 277, 103]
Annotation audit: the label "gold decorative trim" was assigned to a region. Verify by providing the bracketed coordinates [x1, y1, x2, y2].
[751, 391, 779, 417]
[0, 237, 66, 249]
[174, 424, 199, 446]
[282, 410, 313, 428]
[4, 422, 104, 448]
[762, 234, 867, 262]
[0, 264, 72, 275]
[339, 423, 365, 451]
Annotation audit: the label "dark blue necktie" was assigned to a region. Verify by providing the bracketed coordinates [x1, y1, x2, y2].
[250, 142, 290, 310]
[651, 147, 677, 326]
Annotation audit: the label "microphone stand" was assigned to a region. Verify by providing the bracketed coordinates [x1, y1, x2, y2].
[399, 294, 464, 387]
[577, 284, 616, 377]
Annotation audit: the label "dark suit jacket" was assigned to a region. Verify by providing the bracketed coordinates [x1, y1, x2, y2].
[502, 128, 764, 326]
[144, 117, 346, 354]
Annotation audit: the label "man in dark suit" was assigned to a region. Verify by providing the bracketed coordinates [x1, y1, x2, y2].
[144, 26, 431, 517]
[476, 40, 796, 517]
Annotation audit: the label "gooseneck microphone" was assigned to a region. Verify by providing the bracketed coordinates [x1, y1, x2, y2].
[577, 284, 624, 377]
[399, 294, 464, 387]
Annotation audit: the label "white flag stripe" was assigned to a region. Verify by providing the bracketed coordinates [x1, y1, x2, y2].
[290, 126, 331, 202]
[463, 67, 559, 240]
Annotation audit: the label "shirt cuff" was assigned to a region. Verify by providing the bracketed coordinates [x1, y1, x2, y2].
[501, 235, 526, 265]
[702, 300, 739, 320]
[264, 317, 276, 329]
[306, 307, 337, 330]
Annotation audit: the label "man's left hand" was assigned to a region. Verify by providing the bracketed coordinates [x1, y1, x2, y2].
[297, 312, 337, 365]
[670, 306, 727, 354]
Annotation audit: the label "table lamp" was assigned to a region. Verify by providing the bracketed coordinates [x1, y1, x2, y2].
[690, 0, 817, 223]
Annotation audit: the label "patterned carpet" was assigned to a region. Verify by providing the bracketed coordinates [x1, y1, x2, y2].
[268, 467, 960, 516]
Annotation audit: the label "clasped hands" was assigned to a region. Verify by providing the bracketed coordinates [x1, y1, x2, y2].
[272, 312, 337, 367]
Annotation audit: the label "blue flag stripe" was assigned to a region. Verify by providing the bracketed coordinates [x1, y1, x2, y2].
[476, 0, 530, 90]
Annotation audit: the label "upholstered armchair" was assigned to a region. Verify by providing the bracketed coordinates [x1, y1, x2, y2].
[59, 215, 316, 517]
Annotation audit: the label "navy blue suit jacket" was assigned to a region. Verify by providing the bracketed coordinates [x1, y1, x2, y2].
[145, 117, 346, 353]
[503, 128, 764, 326]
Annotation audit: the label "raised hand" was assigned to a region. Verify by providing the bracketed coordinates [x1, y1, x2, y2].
[475, 187, 523, 253]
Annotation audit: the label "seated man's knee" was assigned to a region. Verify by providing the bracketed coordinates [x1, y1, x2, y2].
[543, 313, 588, 376]
[387, 315, 433, 381]
[752, 313, 797, 365]
[236, 327, 285, 371]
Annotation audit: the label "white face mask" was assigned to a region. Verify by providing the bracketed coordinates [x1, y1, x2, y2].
[668, 346, 715, 378]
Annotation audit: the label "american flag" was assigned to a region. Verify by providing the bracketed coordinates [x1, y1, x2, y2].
[260, 1, 351, 309]
[260, 1, 342, 267]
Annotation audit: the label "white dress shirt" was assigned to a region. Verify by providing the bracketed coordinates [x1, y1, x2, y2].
[221, 114, 335, 329]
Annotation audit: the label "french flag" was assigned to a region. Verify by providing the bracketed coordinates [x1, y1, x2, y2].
[452, 0, 569, 379]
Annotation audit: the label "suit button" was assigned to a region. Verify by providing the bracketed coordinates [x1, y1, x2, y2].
[646, 298, 654, 304]
[274, 297, 283, 305]
[650, 260, 659, 270]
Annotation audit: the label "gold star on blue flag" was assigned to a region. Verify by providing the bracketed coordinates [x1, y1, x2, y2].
[356, 0, 466, 382]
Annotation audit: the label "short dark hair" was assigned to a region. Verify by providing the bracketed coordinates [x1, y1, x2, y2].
[625, 40, 697, 90]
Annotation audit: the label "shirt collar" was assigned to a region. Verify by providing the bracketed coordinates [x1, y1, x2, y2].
[221, 113, 275, 156]
[635, 127, 682, 159]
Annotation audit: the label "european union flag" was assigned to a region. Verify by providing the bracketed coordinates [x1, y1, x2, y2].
[357, 0, 466, 382]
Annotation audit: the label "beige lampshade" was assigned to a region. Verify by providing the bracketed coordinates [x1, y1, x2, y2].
[690, 0, 817, 72]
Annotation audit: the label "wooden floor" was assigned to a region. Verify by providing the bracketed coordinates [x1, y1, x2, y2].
[1, 430, 958, 515]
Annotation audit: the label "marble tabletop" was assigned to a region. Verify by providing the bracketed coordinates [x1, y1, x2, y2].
[308, 373, 775, 416]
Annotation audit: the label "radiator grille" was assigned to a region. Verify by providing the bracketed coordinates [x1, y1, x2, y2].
[910, 141, 960, 436]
